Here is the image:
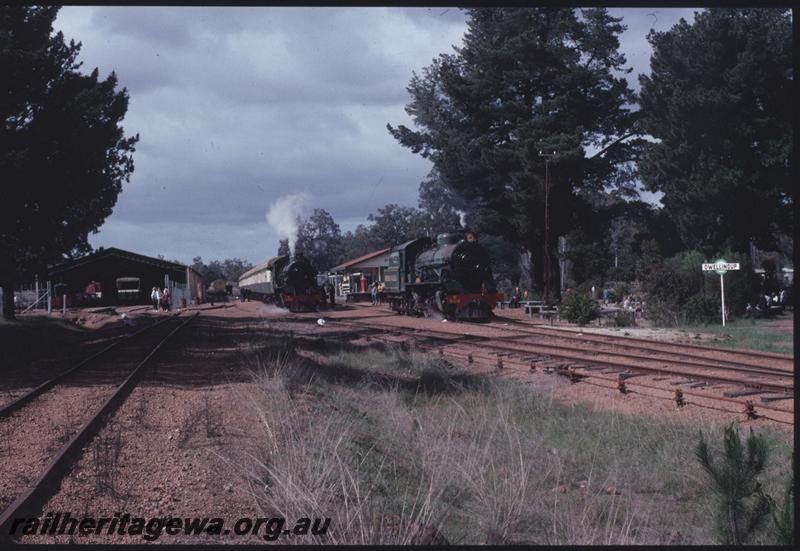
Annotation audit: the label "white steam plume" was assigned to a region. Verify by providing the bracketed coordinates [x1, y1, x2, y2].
[265, 192, 308, 254]
[455, 209, 468, 229]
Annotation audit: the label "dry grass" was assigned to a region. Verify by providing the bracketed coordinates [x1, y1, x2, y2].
[234, 337, 793, 545]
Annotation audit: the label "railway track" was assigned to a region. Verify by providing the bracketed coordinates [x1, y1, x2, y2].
[0, 311, 197, 541]
[0, 314, 176, 417]
[488, 315, 792, 370]
[323, 317, 793, 423]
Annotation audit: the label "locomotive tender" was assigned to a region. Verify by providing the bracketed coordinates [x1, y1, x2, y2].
[384, 231, 503, 320]
[238, 254, 320, 312]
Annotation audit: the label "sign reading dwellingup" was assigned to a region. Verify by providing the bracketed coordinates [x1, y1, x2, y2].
[702, 261, 740, 274]
[701, 259, 741, 327]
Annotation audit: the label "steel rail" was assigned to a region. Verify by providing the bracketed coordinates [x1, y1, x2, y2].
[0, 312, 198, 540]
[436, 346, 793, 416]
[357, 330, 794, 418]
[493, 315, 793, 362]
[455, 331, 791, 380]
[484, 319, 793, 374]
[0, 313, 181, 419]
[330, 319, 793, 394]
[296, 307, 792, 371]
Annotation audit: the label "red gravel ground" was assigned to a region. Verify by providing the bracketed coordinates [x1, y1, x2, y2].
[16, 308, 268, 545]
[7, 299, 794, 544]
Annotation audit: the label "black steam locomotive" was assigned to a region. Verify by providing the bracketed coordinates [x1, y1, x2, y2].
[238, 254, 320, 312]
[383, 231, 503, 320]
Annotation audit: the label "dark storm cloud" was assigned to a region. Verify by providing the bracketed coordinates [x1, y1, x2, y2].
[54, 7, 694, 264]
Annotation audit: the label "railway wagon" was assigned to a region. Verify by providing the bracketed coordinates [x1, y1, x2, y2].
[207, 278, 228, 300]
[51, 280, 104, 309]
[238, 254, 320, 312]
[383, 231, 503, 320]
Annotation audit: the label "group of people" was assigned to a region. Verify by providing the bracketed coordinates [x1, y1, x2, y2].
[746, 289, 787, 314]
[370, 281, 385, 305]
[150, 286, 170, 311]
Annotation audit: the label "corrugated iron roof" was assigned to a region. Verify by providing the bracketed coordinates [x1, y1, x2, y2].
[48, 247, 195, 275]
[329, 248, 390, 273]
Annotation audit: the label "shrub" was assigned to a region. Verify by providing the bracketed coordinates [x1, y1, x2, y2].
[612, 311, 635, 327]
[695, 424, 772, 545]
[612, 282, 630, 303]
[643, 250, 752, 326]
[685, 295, 720, 324]
[768, 455, 794, 544]
[561, 292, 599, 326]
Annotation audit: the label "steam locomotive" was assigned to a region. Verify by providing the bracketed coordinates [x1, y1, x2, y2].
[384, 231, 503, 320]
[238, 254, 320, 312]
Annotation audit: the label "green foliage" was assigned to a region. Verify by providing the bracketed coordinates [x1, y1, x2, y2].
[639, 8, 792, 255]
[561, 292, 600, 326]
[295, 209, 345, 271]
[694, 424, 773, 545]
[564, 228, 611, 285]
[416, 169, 463, 235]
[480, 236, 521, 285]
[191, 256, 253, 283]
[340, 196, 460, 262]
[612, 311, 635, 327]
[1, 6, 138, 318]
[634, 238, 663, 282]
[685, 295, 720, 324]
[612, 282, 630, 303]
[643, 250, 705, 326]
[767, 455, 794, 545]
[388, 7, 637, 295]
[643, 249, 752, 326]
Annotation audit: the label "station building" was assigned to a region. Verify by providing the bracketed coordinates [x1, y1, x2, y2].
[47, 247, 204, 307]
[328, 248, 390, 300]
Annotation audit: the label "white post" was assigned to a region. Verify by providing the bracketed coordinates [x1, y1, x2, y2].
[35, 275, 39, 311]
[47, 281, 52, 314]
[720, 273, 726, 327]
[62, 295, 66, 316]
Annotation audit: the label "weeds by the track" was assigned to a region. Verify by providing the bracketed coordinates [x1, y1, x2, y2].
[680, 314, 793, 354]
[238, 337, 793, 545]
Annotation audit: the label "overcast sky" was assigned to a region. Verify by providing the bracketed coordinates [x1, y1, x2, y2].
[55, 6, 698, 266]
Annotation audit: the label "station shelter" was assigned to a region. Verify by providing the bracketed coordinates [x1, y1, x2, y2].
[47, 247, 204, 308]
[328, 248, 391, 301]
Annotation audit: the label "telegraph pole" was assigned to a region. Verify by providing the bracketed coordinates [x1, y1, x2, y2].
[539, 150, 557, 303]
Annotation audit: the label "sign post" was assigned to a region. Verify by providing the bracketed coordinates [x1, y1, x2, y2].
[701, 259, 740, 327]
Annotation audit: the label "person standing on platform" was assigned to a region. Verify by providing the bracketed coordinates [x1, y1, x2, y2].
[161, 287, 170, 311]
[151, 287, 160, 311]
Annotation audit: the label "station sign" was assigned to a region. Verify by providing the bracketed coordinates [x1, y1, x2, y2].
[701, 259, 740, 326]
[702, 261, 740, 275]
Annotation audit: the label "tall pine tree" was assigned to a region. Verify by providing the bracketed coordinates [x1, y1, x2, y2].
[388, 8, 637, 300]
[638, 8, 792, 257]
[0, 6, 138, 318]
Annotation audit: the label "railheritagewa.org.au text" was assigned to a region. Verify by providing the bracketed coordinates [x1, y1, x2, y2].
[9, 512, 331, 541]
